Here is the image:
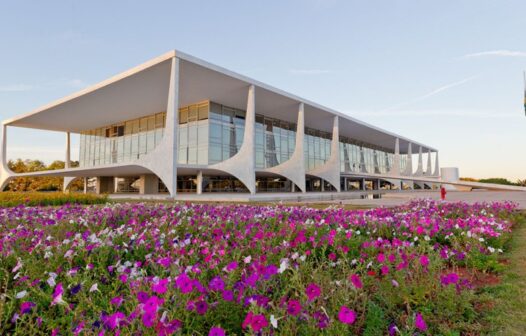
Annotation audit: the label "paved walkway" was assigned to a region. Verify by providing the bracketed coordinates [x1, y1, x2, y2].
[311, 191, 526, 209]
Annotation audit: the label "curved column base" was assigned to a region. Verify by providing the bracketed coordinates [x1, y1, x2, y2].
[263, 160, 305, 193]
[63, 176, 77, 192]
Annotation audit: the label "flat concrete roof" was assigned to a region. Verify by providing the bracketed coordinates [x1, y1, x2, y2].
[4, 50, 436, 153]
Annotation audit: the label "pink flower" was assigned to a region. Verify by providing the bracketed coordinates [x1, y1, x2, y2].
[196, 300, 208, 315]
[103, 312, 126, 330]
[349, 274, 363, 289]
[338, 306, 356, 325]
[415, 312, 428, 331]
[209, 276, 225, 292]
[209, 326, 226, 336]
[251, 314, 268, 332]
[242, 311, 254, 329]
[287, 300, 302, 316]
[110, 296, 124, 307]
[305, 283, 321, 301]
[440, 273, 459, 286]
[176, 273, 193, 293]
[419, 255, 429, 267]
[242, 312, 268, 331]
[377, 253, 386, 263]
[20, 301, 35, 314]
[152, 278, 169, 294]
[51, 283, 64, 306]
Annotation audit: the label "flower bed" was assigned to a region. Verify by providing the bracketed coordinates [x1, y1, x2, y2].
[0, 191, 108, 207]
[0, 200, 517, 335]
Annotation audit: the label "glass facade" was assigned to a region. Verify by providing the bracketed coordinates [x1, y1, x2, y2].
[78, 100, 413, 185]
[304, 128, 332, 170]
[178, 102, 210, 165]
[255, 116, 296, 169]
[208, 102, 245, 165]
[339, 136, 409, 175]
[79, 112, 166, 167]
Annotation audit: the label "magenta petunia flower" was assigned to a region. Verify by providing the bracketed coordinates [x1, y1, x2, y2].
[419, 255, 429, 267]
[51, 283, 64, 306]
[305, 283, 321, 301]
[20, 301, 35, 314]
[209, 326, 226, 336]
[349, 274, 363, 289]
[415, 312, 428, 331]
[222, 290, 234, 301]
[250, 314, 268, 332]
[196, 300, 208, 315]
[104, 311, 126, 330]
[152, 278, 169, 294]
[338, 306, 356, 325]
[176, 273, 193, 294]
[110, 296, 124, 307]
[287, 300, 302, 316]
[209, 276, 225, 292]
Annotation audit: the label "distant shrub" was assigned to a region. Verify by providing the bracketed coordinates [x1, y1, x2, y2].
[0, 192, 107, 207]
[478, 178, 516, 186]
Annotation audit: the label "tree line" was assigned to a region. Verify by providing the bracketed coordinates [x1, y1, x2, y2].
[5, 159, 84, 192]
[460, 177, 526, 187]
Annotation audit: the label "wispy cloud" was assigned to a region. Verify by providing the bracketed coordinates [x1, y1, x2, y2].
[0, 84, 34, 92]
[0, 78, 88, 93]
[380, 76, 477, 112]
[346, 108, 517, 119]
[462, 50, 526, 59]
[288, 69, 332, 75]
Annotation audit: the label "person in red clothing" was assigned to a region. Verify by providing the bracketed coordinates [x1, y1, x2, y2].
[440, 185, 447, 200]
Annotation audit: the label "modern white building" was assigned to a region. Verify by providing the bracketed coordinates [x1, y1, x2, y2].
[1, 50, 449, 199]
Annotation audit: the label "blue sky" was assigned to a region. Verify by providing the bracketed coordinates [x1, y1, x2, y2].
[1, 0, 526, 179]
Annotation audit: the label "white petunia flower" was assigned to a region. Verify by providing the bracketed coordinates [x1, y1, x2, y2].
[16, 290, 27, 299]
[270, 315, 278, 329]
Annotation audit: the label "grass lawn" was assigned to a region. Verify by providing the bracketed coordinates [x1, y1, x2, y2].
[481, 212, 526, 335]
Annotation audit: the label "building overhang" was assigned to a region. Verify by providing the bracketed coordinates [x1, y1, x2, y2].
[3, 50, 436, 153]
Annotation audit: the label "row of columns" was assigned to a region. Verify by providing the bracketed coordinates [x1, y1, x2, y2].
[59, 56, 439, 197]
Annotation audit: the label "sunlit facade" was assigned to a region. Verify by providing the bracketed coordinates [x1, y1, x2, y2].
[0, 50, 441, 199]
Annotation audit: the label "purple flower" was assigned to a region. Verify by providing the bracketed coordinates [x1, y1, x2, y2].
[152, 278, 169, 294]
[306, 283, 321, 301]
[209, 326, 226, 336]
[51, 283, 64, 306]
[196, 300, 208, 315]
[103, 311, 126, 330]
[20, 301, 35, 314]
[419, 255, 430, 267]
[176, 273, 193, 294]
[222, 290, 234, 301]
[209, 276, 225, 291]
[110, 296, 123, 307]
[415, 312, 428, 331]
[287, 300, 302, 316]
[349, 274, 363, 289]
[338, 306, 356, 325]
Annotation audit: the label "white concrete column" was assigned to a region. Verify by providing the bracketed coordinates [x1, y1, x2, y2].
[196, 170, 203, 195]
[307, 115, 341, 192]
[210, 84, 256, 194]
[390, 138, 400, 176]
[139, 57, 179, 197]
[65, 132, 71, 168]
[0, 125, 12, 191]
[62, 131, 75, 192]
[433, 151, 440, 176]
[83, 177, 88, 193]
[415, 146, 423, 176]
[265, 102, 306, 192]
[426, 149, 432, 175]
[404, 143, 413, 176]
